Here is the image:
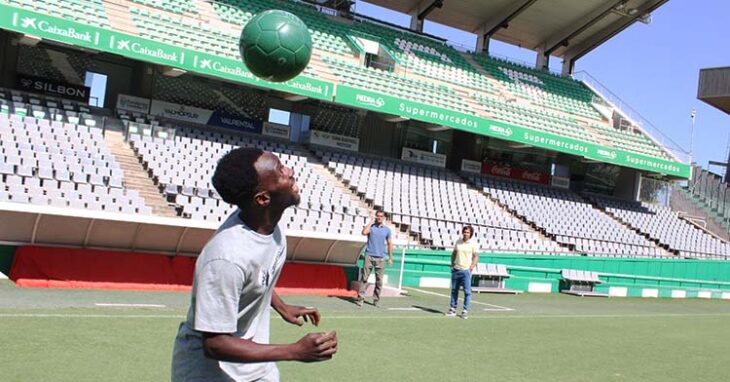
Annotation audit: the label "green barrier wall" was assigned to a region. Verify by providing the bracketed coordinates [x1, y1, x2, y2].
[399, 249, 730, 295]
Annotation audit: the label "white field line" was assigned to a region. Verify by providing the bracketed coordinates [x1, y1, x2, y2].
[2, 313, 730, 320]
[387, 307, 422, 311]
[406, 287, 515, 311]
[0, 314, 183, 318]
[94, 303, 167, 308]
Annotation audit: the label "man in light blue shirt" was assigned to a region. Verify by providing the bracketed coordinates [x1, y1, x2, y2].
[357, 210, 393, 307]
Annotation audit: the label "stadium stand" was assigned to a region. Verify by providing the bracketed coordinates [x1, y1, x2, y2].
[684, 165, 730, 231]
[590, 123, 672, 160]
[6, 0, 111, 28]
[469, 175, 663, 257]
[16, 46, 66, 83]
[322, 56, 473, 114]
[0, 0, 706, 262]
[317, 148, 570, 253]
[591, 195, 730, 259]
[471, 53, 603, 121]
[151, 74, 268, 121]
[1, 0, 677, 163]
[0, 90, 150, 214]
[472, 93, 597, 143]
[126, 121, 371, 236]
[311, 104, 360, 137]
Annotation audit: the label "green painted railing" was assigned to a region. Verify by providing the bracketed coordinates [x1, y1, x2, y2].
[392, 250, 730, 294]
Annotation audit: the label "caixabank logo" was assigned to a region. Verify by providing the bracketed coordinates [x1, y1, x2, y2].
[111, 36, 180, 64]
[193, 55, 256, 80]
[16, 15, 93, 44]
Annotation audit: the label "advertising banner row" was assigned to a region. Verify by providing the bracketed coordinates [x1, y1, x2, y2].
[0, 4, 690, 178]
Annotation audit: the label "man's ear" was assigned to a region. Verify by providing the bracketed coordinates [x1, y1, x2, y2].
[254, 191, 271, 207]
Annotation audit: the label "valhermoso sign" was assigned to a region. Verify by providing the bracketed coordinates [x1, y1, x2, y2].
[149, 100, 212, 124]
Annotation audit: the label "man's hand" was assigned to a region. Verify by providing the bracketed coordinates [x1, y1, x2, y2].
[277, 304, 321, 327]
[293, 331, 338, 363]
[388, 257, 393, 266]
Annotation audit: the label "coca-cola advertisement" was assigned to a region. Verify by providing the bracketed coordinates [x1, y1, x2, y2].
[482, 162, 551, 185]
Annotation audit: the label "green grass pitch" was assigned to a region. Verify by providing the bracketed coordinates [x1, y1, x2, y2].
[1, 280, 729, 382]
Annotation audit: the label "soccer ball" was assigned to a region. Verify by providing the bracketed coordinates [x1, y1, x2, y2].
[239, 10, 312, 83]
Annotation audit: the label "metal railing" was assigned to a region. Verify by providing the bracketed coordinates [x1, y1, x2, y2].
[572, 71, 690, 164]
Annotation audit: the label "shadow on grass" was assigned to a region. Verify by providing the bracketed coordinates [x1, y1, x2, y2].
[412, 305, 445, 314]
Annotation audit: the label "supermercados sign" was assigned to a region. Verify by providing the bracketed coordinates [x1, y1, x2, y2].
[336, 85, 481, 130]
[335, 85, 690, 178]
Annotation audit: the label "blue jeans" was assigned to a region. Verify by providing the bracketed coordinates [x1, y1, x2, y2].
[450, 269, 472, 311]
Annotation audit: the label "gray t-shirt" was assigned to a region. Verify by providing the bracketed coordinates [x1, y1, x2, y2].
[172, 211, 287, 382]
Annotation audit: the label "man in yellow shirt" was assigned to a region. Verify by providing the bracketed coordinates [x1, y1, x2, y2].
[446, 225, 479, 319]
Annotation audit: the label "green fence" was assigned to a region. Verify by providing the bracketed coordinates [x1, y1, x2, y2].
[397, 249, 730, 296]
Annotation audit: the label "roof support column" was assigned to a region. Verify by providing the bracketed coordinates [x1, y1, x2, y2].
[409, 9, 424, 33]
[562, 55, 576, 76]
[476, 31, 490, 54]
[536, 48, 549, 72]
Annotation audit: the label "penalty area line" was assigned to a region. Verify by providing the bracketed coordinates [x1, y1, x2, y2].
[95, 303, 167, 308]
[405, 287, 515, 311]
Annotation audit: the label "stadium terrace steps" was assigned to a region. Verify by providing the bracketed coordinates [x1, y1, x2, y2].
[590, 195, 730, 258]
[308, 54, 340, 84]
[316, 149, 568, 253]
[459, 53, 495, 80]
[404, 70, 486, 116]
[305, 149, 417, 246]
[470, 184, 575, 254]
[671, 188, 729, 240]
[577, 121, 610, 147]
[583, 197, 677, 258]
[470, 175, 664, 257]
[100, 0, 136, 33]
[103, 130, 178, 217]
[44, 50, 82, 85]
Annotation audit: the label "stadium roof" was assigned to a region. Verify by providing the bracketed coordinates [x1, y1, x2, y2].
[698, 67, 730, 115]
[361, 0, 668, 60]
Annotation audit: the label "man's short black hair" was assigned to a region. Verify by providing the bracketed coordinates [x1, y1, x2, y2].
[212, 147, 264, 208]
[375, 210, 386, 216]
